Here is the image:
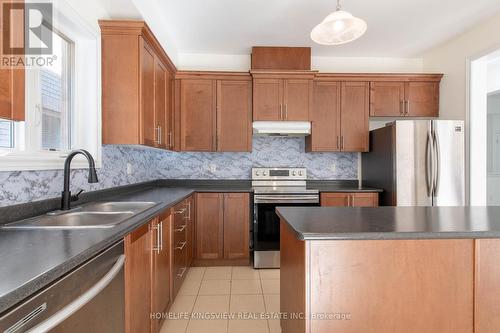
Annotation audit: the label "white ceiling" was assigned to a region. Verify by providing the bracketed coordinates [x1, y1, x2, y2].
[133, 0, 500, 57]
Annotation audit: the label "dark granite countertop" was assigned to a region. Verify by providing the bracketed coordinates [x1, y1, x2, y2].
[0, 179, 381, 314]
[0, 186, 195, 314]
[277, 206, 500, 241]
[306, 180, 382, 193]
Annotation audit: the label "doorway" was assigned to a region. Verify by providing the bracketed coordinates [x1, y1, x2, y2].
[469, 49, 500, 205]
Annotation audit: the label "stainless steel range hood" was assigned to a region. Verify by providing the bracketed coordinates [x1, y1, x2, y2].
[252, 121, 311, 136]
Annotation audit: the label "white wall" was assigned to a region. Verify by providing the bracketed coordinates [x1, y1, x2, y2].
[422, 11, 500, 121]
[177, 52, 424, 73]
[488, 54, 500, 93]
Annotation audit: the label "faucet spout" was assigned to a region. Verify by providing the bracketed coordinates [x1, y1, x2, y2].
[61, 149, 99, 211]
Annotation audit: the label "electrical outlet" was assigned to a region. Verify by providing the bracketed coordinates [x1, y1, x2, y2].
[209, 164, 217, 173]
[126, 163, 133, 175]
[330, 164, 336, 173]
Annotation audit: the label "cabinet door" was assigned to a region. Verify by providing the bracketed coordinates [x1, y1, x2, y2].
[351, 193, 379, 207]
[154, 59, 167, 149]
[140, 39, 156, 147]
[475, 239, 500, 333]
[306, 81, 341, 151]
[406, 82, 439, 117]
[180, 79, 216, 151]
[195, 193, 224, 259]
[223, 193, 250, 260]
[253, 78, 283, 120]
[166, 69, 174, 150]
[369, 82, 405, 117]
[321, 193, 349, 207]
[124, 221, 153, 333]
[217, 80, 252, 152]
[341, 82, 370, 152]
[0, 0, 25, 121]
[283, 79, 312, 121]
[152, 213, 171, 333]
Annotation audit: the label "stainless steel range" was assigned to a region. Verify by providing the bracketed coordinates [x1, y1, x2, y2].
[252, 167, 319, 268]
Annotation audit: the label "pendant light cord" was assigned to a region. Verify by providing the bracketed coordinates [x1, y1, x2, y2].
[336, 0, 342, 11]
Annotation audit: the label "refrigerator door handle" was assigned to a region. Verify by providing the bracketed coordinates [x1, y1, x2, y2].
[432, 129, 441, 197]
[425, 130, 434, 197]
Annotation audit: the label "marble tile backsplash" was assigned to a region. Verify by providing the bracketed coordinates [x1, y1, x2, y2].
[0, 137, 357, 207]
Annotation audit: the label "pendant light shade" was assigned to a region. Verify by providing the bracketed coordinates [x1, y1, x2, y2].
[311, 1, 367, 45]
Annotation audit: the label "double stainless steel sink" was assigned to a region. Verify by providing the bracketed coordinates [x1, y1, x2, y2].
[2, 202, 158, 230]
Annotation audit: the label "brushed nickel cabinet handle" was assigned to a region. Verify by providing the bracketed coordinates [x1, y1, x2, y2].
[175, 208, 186, 215]
[175, 224, 187, 232]
[177, 267, 187, 278]
[285, 104, 288, 120]
[175, 241, 187, 250]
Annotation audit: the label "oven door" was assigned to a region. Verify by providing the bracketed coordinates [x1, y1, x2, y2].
[253, 195, 319, 268]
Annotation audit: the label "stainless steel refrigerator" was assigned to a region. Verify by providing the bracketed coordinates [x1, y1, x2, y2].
[362, 120, 465, 206]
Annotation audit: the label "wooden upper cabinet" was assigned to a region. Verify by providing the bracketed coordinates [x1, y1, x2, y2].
[306, 81, 341, 152]
[176, 72, 252, 152]
[195, 193, 224, 259]
[405, 81, 440, 117]
[217, 80, 252, 151]
[180, 79, 216, 151]
[154, 59, 168, 149]
[251, 71, 316, 121]
[283, 79, 312, 121]
[223, 193, 250, 260]
[369, 75, 442, 117]
[140, 39, 156, 147]
[0, 0, 25, 121]
[341, 82, 370, 152]
[369, 82, 406, 117]
[100, 20, 176, 149]
[253, 78, 283, 121]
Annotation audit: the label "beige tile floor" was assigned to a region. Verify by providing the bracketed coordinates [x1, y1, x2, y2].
[160, 266, 281, 333]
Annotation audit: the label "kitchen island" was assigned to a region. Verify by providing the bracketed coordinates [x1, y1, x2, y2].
[277, 206, 500, 333]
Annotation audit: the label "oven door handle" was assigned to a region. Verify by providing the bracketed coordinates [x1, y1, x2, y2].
[254, 195, 319, 204]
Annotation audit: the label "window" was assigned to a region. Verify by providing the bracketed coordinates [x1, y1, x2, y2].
[28, 30, 74, 152]
[0, 0, 101, 171]
[0, 121, 14, 148]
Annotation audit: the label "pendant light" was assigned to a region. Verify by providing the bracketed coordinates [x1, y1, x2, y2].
[311, 0, 367, 45]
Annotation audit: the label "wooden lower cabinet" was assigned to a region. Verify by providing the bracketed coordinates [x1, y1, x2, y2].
[195, 193, 224, 260]
[321, 192, 379, 207]
[124, 220, 154, 333]
[223, 193, 250, 259]
[124, 196, 194, 333]
[281, 223, 478, 333]
[151, 211, 171, 333]
[195, 192, 250, 265]
[474, 239, 500, 333]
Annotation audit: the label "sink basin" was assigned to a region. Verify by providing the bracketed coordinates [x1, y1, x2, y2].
[83, 201, 157, 213]
[2, 201, 158, 230]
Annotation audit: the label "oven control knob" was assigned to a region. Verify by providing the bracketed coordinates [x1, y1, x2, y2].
[263, 171, 267, 176]
[298, 171, 303, 176]
[255, 171, 260, 176]
[292, 171, 296, 176]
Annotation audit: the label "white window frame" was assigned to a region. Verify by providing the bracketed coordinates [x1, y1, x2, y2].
[0, 0, 101, 171]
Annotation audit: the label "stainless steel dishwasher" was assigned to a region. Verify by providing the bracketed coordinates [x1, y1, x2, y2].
[0, 241, 125, 333]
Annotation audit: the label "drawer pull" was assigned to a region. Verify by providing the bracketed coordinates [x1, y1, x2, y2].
[175, 241, 187, 250]
[174, 208, 186, 215]
[175, 225, 187, 232]
[177, 267, 187, 278]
